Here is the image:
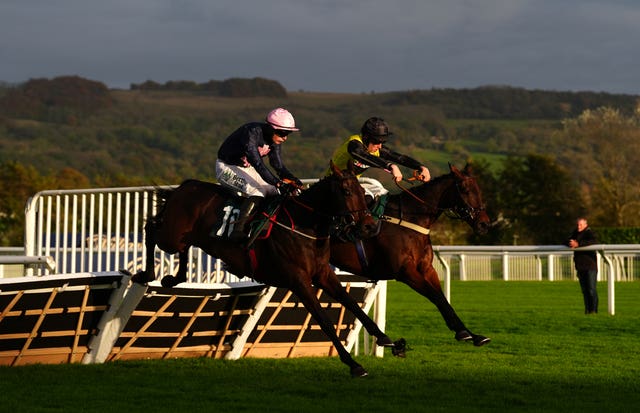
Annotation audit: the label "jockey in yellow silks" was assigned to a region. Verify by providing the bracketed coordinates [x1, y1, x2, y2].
[328, 117, 430, 198]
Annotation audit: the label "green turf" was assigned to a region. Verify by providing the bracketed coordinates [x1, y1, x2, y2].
[1, 281, 639, 412]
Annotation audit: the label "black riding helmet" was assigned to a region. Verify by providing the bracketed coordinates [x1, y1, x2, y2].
[361, 117, 393, 144]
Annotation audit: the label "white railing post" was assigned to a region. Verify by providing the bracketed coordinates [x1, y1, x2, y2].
[459, 254, 467, 281]
[536, 255, 543, 281]
[433, 250, 451, 302]
[502, 251, 509, 281]
[372, 281, 387, 357]
[600, 252, 615, 315]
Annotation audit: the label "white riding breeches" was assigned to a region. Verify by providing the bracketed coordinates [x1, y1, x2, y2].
[360, 178, 388, 199]
[215, 159, 278, 197]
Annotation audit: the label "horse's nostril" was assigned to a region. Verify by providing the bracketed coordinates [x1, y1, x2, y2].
[477, 222, 490, 234]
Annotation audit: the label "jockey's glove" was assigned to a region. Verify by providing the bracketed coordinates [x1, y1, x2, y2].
[277, 180, 296, 195]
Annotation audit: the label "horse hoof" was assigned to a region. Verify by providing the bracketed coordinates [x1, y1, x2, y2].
[131, 271, 152, 285]
[351, 366, 368, 378]
[376, 336, 394, 347]
[473, 335, 491, 346]
[455, 330, 473, 342]
[391, 338, 407, 358]
[161, 276, 179, 288]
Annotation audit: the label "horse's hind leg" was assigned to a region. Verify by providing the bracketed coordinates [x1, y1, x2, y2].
[132, 220, 158, 284]
[290, 280, 368, 378]
[161, 250, 189, 287]
[405, 266, 490, 346]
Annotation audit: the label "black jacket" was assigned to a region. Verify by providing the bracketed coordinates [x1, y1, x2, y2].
[217, 122, 297, 186]
[566, 227, 598, 271]
[347, 140, 423, 175]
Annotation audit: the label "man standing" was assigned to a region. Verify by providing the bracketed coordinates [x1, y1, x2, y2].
[566, 217, 599, 314]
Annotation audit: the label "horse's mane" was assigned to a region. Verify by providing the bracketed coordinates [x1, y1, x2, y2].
[405, 170, 455, 196]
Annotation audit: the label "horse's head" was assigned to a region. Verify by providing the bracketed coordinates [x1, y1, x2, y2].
[324, 160, 378, 239]
[446, 163, 491, 235]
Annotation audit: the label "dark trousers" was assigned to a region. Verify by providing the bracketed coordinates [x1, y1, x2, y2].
[577, 269, 598, 314]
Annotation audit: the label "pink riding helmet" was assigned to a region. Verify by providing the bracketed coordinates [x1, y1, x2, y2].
[266, 108, 300, 131]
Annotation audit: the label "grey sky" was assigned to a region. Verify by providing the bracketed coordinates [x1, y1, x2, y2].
[1, 0, 639, 94]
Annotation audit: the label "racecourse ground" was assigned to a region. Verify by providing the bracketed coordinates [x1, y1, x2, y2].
[1, 280, 639, 413]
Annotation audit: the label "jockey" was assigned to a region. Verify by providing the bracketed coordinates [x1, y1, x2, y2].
[216, 107, 303, 241]
[329, 117, 431, 199]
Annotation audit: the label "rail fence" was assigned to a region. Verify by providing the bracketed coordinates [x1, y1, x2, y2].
[20, 185, 640, 279]
[15, 185, 640, 316]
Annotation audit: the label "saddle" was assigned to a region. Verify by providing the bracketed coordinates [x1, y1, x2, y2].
[330, 194, 386, 243]
[208, 188, 282, 243]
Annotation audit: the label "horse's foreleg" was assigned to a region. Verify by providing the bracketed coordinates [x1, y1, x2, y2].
[290, 280, 368, 378]
[132, 220, 158, 284]
[315, 269, 406, 356]
[404, 266, 490, 346]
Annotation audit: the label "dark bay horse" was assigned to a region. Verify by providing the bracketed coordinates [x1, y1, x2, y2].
[132, 162, 401, 377]
[330, 163, 492, 347]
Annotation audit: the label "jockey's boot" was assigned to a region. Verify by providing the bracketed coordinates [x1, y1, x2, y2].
[229, 196, 260, 242]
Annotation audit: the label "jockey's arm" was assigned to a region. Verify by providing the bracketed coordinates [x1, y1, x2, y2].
[246, 141, 281, 186]
[347, 140, 391, 170]
[268, 145, 303, 187]
[379, 147, 430, 181]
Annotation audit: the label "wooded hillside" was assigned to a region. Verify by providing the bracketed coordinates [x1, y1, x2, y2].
[1, 76, 639, 245]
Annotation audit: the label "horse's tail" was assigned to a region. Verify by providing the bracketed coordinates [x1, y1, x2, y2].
[149, 186, 175, 226]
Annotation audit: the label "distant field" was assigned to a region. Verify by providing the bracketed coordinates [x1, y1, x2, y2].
[2, 280, 638, 413]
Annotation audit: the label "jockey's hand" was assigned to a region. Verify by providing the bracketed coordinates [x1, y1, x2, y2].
[277, 180, 301, 196]
[389, 164, 403, 182]
[286, 177, 304, 189]
[416, 166, 431, 182]
[282, 177, 304, 192]
[276, 180, 291, 194]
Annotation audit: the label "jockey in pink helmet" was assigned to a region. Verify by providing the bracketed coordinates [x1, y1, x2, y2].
[216, 108, 302, 241]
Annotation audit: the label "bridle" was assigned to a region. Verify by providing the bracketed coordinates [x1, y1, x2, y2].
[286, 174, 371, 235]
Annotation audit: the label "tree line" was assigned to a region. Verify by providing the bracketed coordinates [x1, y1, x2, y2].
[129, 77, 287, 98]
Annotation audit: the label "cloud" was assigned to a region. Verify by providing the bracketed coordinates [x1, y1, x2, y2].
[1, 0, 638, 94]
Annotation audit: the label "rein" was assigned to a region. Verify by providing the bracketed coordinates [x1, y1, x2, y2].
[389, 174, 485, 226]
[394, 178, 427, 205]
[290, 185, 370, 218]
[253, 172, 372, 243]
[253, 201, 328, 242]
[290, 178, 372, 235]
[271, 214, 329, 240]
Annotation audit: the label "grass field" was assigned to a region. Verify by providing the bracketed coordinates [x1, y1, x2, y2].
[2, 281, 639, 413]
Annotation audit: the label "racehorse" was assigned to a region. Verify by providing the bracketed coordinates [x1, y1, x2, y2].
[330, 163, 493, 347]
[132, 162, 402, 377]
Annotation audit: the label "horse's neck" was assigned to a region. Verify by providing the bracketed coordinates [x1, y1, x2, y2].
[284, 184, 330, 231]
[387, 175, 454, 223]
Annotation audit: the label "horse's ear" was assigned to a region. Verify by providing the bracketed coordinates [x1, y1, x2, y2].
[449, 163, 463, 177]
[347, 159, 356, 174]
[463, 162, 473, 175]
[330, 160, 343, 177]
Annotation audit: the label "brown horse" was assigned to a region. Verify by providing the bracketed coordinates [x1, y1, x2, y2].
[132, 162, 402, 377]
[330, 163, 492, 347]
